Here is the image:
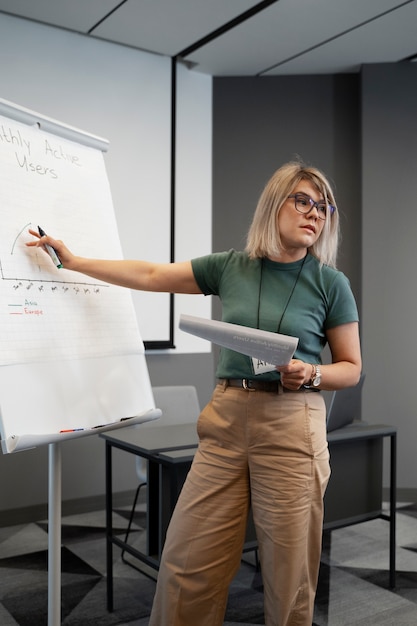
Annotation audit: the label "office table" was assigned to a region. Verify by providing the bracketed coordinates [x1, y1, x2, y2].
[101, 420, 396, 611]
[325, 422, 397, 589]
[101, 423, 198, 611]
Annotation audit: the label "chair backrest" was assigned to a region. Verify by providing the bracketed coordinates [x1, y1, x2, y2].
[326, 374, 365, 432]
[139, 385, 201, 429]
[151, 385, 200, 424]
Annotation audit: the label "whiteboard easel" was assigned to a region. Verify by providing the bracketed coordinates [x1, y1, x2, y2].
[0, 98, 160, 625]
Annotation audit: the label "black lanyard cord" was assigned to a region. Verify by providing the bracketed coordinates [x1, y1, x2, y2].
[257, 254, 307, 334]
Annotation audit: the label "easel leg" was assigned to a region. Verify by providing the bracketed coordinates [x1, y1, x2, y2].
[48, 442, 62, 626]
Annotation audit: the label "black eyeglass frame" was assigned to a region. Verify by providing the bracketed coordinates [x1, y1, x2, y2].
[287, 193, 336, 221]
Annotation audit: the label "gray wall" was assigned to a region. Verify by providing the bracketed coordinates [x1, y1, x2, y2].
[0, 355, 214, 527]
[212, 75, 361, 296]
[212, 74, 361, 364]
[3, 42, 416, 523]
[212, 67, 417, 494]
[0, 14, 215, 525]
[361, 63, 417, 492]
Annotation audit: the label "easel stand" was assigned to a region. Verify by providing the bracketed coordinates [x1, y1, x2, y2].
[48, 442, 62, 626]
[0, 97, 159, 625]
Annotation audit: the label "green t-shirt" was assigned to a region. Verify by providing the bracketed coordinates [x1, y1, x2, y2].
[191, 250, 359, 381]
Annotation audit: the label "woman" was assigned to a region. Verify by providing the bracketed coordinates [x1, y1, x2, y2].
[27, 161, 361, 625]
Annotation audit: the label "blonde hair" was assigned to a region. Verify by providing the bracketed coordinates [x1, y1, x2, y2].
[245, 161, 340, 268]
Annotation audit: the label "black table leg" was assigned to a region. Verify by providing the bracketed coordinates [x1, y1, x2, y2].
[389, 432, 397, 589]
[105, 440, 114, 612]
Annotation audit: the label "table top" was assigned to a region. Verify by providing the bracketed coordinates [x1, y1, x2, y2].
[327, 422, 396, 443]
[100, 422, 198, 454]
[101, 420, 396, 456]
[158, 447, 199, 464]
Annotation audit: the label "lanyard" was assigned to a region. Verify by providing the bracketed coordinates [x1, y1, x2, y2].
[256, 254, 307, 334]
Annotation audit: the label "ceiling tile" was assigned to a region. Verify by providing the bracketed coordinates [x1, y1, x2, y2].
[0, 0, 121, 32]
[91, 0, 259, 57]
[0, 0, 414, 76]
[184, 0, 413, 75]
[263, 0, 417, 75]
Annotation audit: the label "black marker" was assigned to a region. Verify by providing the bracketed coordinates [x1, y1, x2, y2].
[38, 226, 63, 268]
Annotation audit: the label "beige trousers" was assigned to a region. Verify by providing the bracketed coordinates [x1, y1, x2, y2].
[149, 382, 330, 626]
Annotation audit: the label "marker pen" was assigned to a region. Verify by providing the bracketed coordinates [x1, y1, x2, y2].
[60, 428, 85, 433]
[38, 226, 63, 268]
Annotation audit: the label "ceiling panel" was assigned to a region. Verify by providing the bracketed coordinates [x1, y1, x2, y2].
[0, 0, 121, 32]
[91, 0, 259, 57]
[185, 0, 412, 75]
[263, 0, 417, 75]
[0, 0, 415, 76]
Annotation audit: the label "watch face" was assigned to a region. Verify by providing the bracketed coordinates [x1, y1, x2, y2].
[312, 376, 321, 387]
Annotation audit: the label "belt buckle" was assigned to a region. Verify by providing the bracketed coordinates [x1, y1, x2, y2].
[242, 379, 255, 391]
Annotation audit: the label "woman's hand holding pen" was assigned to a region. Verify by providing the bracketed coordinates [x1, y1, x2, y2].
[26, 228, 77, 270]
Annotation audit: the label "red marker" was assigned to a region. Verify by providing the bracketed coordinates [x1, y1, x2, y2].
[60, 429, 84, 433]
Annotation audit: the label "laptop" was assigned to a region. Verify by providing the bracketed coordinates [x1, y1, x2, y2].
[326, 374, 365, 432]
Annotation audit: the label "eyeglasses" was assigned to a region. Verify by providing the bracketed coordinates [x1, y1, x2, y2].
[287, 193, 335, 221]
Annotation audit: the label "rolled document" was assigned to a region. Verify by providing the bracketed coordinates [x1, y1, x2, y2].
[179, 314, 298, 365]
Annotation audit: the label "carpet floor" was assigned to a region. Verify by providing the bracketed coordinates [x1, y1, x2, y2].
[1, 501, 417, 625]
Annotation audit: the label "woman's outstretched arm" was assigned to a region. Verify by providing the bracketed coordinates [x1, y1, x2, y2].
[26, 229, 202, 295]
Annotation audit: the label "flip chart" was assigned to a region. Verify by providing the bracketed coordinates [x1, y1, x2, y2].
[0, 100, 159, 453]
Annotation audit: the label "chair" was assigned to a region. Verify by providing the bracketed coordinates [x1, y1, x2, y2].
[121, 385, 200, 564]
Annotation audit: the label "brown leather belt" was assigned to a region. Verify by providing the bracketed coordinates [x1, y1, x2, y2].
[218, 378, 319, 392]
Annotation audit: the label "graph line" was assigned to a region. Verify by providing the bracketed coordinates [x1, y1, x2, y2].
[11, 222, 31, 255]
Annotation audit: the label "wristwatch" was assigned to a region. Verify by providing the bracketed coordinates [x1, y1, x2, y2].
[310, 364, 321, 387]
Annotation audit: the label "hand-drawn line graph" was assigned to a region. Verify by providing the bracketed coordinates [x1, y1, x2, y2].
[0, 114, 144, 369]
[11, 222, 32, 255]
[0, 222, 143, 366]
[1, 221, 108, 293]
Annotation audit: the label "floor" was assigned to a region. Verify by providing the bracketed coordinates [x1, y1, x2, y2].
[1, 500, 417, 625]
